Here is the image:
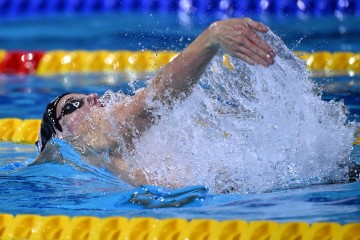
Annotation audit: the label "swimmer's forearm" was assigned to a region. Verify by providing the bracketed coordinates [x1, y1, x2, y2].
[150, 27, 218, 100]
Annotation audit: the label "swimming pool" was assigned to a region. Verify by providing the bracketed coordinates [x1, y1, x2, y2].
[1, 1, 360, 238]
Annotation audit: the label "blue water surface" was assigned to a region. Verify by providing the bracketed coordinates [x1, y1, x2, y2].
[0, 139, 359, 223]
[0, 13, 359, 52]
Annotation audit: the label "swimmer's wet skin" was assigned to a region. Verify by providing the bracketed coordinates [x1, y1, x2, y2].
[36, 18, 276, 186]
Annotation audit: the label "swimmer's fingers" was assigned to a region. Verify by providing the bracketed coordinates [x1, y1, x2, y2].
[237, 20, 275, 65]
[207, 18, 275, 66]
[231, 51, 256, 65]
[237, 34, 275, 66]
[231, 46, 271, 66]
[218, 35, 271, 66]
[243, 26, 275, 56]
[223, 31, 273, 66]
[243, 18, 269, 33]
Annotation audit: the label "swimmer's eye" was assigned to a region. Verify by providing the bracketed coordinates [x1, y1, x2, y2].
[59, 98, 84, 119]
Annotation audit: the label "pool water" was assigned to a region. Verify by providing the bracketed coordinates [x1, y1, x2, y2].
[0, 139, 359, 223]
[0, 13, 360, 223]
[0, 13, 359, 52]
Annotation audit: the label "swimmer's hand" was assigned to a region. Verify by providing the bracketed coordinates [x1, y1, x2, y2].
[206, 18, 275, 66]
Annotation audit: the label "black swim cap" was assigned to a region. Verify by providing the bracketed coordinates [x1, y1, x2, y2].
[35, 93, 72, 152]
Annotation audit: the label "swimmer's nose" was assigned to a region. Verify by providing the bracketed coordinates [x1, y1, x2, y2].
[86, 93, 100, 107]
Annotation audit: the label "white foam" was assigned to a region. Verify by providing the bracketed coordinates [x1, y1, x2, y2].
[116, 31, 355, 194]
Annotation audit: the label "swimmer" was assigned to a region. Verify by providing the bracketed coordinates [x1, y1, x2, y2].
[36, 18, 276, 186]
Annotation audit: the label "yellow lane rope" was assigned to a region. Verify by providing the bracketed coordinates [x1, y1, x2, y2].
[0, 50, 359, 75]
[0, 214, 358, 240]
[26, 50, 360, 75]
[0, 118, 40, 144]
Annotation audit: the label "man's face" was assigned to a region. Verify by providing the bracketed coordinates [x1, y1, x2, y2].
[55, 93, 103, 136]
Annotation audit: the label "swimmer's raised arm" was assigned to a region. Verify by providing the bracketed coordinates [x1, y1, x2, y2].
[117, 18, 276, 135]
[151, 18, 275, 97]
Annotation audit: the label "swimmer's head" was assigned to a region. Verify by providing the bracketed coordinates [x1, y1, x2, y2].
[36, 93, 102, 152]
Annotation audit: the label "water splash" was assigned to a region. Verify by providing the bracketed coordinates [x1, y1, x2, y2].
[99, 89, 128, 106]
[124, 31, 356, 194]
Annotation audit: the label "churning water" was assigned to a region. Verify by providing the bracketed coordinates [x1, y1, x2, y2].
[106, 31, 356, 194]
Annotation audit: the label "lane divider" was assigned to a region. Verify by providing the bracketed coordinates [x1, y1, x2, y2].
[0, 50, 359, 76]
[0, 214, 359, 240]
[0, 50, 178, 75]
[0, 118, 41, 144]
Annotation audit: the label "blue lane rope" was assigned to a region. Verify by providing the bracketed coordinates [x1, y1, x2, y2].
[0, 0, 359, 18]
